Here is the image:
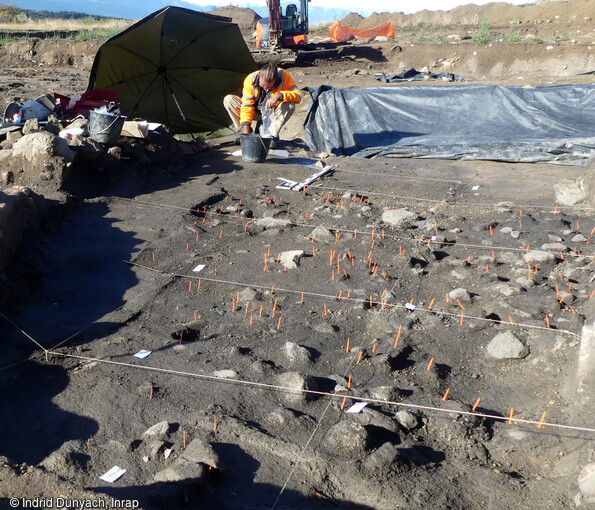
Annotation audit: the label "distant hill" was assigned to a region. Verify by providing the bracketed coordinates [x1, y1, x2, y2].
[19, 9, 113, 20]
[6, 0, 358, 24]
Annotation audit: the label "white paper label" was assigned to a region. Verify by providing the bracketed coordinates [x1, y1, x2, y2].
[346, 402, 368, 414]
[100, 466, 127, 483]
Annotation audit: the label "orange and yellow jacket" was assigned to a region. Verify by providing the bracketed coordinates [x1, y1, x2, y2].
[239, 68, 302, 127]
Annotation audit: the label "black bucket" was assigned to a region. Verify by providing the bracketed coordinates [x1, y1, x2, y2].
[89, 110, 125, 145]
[240, 133, 272, 163]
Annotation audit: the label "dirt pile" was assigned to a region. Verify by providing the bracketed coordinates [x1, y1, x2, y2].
[347, 0, 594, 38]
[209, 6, 261, 33]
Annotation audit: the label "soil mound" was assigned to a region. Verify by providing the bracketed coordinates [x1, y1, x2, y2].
[209, 6, 261, 32]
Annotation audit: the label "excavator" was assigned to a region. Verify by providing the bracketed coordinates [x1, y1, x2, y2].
[255, 0, 310, 48]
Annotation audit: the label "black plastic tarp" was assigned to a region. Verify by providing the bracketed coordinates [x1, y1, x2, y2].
[303, 84, 595, 165]
[375, 68, 465, 83]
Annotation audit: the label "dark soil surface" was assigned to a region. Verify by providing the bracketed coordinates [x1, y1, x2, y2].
[0, 1, 594, 509]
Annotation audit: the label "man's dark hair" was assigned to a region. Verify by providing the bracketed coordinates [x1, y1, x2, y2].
[259, 63, 278, 84]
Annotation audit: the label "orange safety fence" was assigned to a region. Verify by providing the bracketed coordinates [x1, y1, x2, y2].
[328, 20, 395, 42]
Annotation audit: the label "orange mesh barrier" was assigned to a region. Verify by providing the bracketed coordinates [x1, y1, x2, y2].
[328, 20, 395, 42]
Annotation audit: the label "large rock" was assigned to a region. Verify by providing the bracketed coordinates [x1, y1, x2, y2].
[11, 131, 74, 162]
[326, 420, 370, 454]
[486, 331, 529, 359]
[153, 438, 219, 484]
[283, 342, 312, 365]
[278, 250, 304, 269]
[143, 421, 171, 438]
[523, 250, 555, 265]
[255, 217, 292, 229]
[395, 409, 420, 430]
[449, 288, 472, 304]
[309, 225, 334, 243]
[363, 442, 401, 471]
[381, 208, 416, 228]
[579, 463, 595, 501]
[275, 371, 319, 404]
[554, 178, 587, 206]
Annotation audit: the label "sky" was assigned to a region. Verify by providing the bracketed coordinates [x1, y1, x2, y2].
[186, 0, 532, 14]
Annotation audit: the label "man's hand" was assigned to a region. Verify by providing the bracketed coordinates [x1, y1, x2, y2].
[241, 124, 252, 135]
[266, 92, 283, 109]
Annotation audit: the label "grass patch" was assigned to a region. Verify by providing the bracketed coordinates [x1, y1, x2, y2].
[504, 26, 522, 42]
[471, 14, 492, 43]
[0, 16, 131, 36]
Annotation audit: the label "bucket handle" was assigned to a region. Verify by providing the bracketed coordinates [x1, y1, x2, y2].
[94, 115, 123, 135]
[259, 135, 271, 151]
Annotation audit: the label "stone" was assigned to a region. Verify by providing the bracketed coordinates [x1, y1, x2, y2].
[267, 407, 297, 426]
[486, 331, 529, 359]
[22, 118, 40, 135]
[351, 408, 399, 433]
[523, 250, 555, 265]
[143, 421, 171, 438]
[182, 438, 221, 470]
[557, 291, 575, 305]
[283, 341, 312, 365]
[572, 234, 587, 243]
[239, 287, 262, 302]
[578, 463, 595, 500]
[255, 217, 292, 229]
[278, 250, 304, 269]
[367, 385, 402, 402]
[326, 420, 370, 453]
[554, 178, 587, 206]
[395, 410, 420, 430]
[541, 243, 567, 252]
[449, 288, 472, 304]
[309, 225, 335, 243]
[153, 464, 205, 484]
[213, 369, 237, 379]
[12, 131, 75, 162]
[381, 208, 416, 228]
[314, 322, 336, 334]
[363, 442, 400, 471]
[153, 438, 219, 484]
[275, 371, 319, 404]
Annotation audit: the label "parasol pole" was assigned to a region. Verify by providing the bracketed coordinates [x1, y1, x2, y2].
[165, 76, 202, 153]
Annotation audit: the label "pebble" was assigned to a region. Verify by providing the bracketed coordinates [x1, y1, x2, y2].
[572, 234, 587, 243]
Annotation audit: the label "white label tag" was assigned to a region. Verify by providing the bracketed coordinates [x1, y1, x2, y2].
[100, 466, 127, 483]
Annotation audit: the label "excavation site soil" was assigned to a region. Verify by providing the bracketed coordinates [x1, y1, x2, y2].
[0, 1, 594, 509]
